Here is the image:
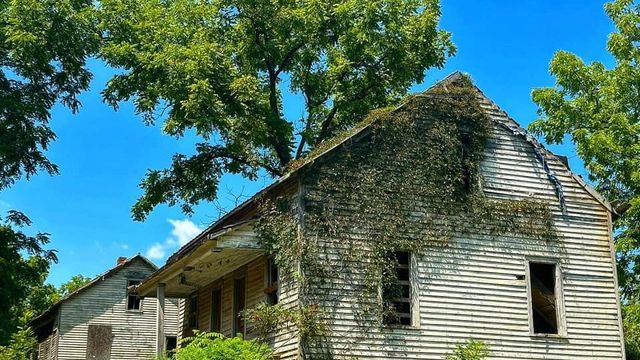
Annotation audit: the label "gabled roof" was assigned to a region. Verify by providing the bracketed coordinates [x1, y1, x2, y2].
[29, 254, 157, 328]
[145, 71, 614, 285]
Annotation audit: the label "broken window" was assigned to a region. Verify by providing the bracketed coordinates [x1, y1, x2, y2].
[188, 294, 198, 328]
[528, 261, 561, 334]
[210, 288, 222, 333]
[265, 258, 279, 305]
[126, 280, 142, 311]
[383, 251, 412, 326]
[165, 336, 177, 357]
[233, 277, 246, 335]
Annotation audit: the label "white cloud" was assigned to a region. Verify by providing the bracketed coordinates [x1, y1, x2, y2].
[145, 219, 202, 260]
[168, 219, 203, 246]
[146, 242, 166, 260]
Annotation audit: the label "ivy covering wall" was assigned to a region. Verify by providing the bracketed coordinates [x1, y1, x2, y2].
[249, 77, 558, 359]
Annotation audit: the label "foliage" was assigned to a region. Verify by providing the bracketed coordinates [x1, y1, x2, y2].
[254, 78, 559, 357]
[530, 0, 640, 302]
[0, 0, 99, 190]
[173, 331, 273, 360]
[58, 274, 92, 297]
[96, 0, 455, 220]
[243, 302, 327, 344]
[444, 339, 490, 360]
[0, 328, 37, 360]
[0, 211, 57, 345]
[625, 303, 640, 360]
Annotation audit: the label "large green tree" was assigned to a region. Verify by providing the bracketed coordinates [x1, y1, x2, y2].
[0, 0, 99, 346]
[530, 0, 639, 357]
[97, 0, 455, 220]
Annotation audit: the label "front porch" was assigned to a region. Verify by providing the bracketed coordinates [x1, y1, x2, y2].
[136, 222, 272, 354]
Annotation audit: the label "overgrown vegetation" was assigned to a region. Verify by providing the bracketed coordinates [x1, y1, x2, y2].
[444, 339, 490, 360]
[161, 331, 273, 360]
[250, 78, 559, 357]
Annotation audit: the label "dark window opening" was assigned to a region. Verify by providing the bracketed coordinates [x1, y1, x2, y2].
[126, 280, 142, 310]
[265, 258, 279, 305]
[165, 336, 177, 357]
[233, 277, 246, 335]
[383, 251, 412, 326]
[529, 262, 559, 334]
[210, 288, 222, 333]
[188, 294, 198, 328]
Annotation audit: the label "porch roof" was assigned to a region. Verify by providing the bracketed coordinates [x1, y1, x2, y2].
[137, 221, 264, 297]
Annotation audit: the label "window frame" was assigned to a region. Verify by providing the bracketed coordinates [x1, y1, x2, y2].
[525, 257, 566, 338]
[188, 293, 198, 329]
[381, 251, 419, 328]
[232, 275, 247, 336]
[210, 287, 222, 333]
[264, 258, 279, 305]
[126, 279, 143, 312]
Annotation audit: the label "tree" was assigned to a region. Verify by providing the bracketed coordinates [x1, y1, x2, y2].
[0, 0, 98, 346]
[97, 0, 455, 220]
[0, 211, 56, 345]
[530, 0, 639, 302]
[530, 1, 639, 358]
[0, 0, 99, 190]
[58, 274, 92, 297]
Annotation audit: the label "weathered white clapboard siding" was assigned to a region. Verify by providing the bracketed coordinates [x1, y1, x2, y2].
[37, 331, 58, 360]
[298, 95, 624, 359]
[56, 258, 180, 359]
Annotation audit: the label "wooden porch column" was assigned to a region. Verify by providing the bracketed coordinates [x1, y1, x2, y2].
[156, 283, 166, 356]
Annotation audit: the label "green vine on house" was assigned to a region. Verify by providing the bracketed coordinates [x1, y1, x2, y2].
[248, 77, 559, 356]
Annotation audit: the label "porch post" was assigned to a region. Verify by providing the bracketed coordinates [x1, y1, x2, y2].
[156, 283, 166, 355]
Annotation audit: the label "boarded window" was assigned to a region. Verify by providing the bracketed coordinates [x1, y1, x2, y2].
[529, 262, 560, 334]
[86, 325, 112, 360]
[265, 258, 279, 305]
[188, 294, 198, 328]
[165, 336, 177, 356]
[233, 277, 246, 335]
[210, 288, 222, 333]
[126, 280, 142, 310]
[383, 251, 412, 326]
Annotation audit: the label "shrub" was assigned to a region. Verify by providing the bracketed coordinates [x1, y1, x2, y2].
[173, 331, 273, 360]
[0, 328, 37, 360]
[624, 304, 640, 360]
[445, 339, 490, 360]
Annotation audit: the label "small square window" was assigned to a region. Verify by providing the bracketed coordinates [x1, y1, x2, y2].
[126, 280, 142, 311]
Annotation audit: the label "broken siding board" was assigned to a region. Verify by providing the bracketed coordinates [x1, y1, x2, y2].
[300, 121, 623, 359]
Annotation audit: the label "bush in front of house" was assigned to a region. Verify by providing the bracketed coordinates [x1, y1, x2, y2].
[445, 339, 489, 360]
[0, 328, 37, 360]
[166, 331, 273, 360]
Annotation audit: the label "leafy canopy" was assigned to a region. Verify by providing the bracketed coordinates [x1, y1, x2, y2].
[0, 0, 99, 190]
[0, 211, 56, 345]
[530, 0, 640, 302]
[97, 0, 455, 220]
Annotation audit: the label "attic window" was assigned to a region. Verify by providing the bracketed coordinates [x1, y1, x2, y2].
[528, 261, 563, 335]
[383, 251, 412, 326]
[265, 258, 279, 305]
[126, 280, 142, 311]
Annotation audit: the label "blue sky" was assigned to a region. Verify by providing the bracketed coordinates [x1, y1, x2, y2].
[1, 0, 617, 286]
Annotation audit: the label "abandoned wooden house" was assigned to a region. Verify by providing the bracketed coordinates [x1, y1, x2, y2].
[136, 72, 627, 359]
[30, 255, 180, 360]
